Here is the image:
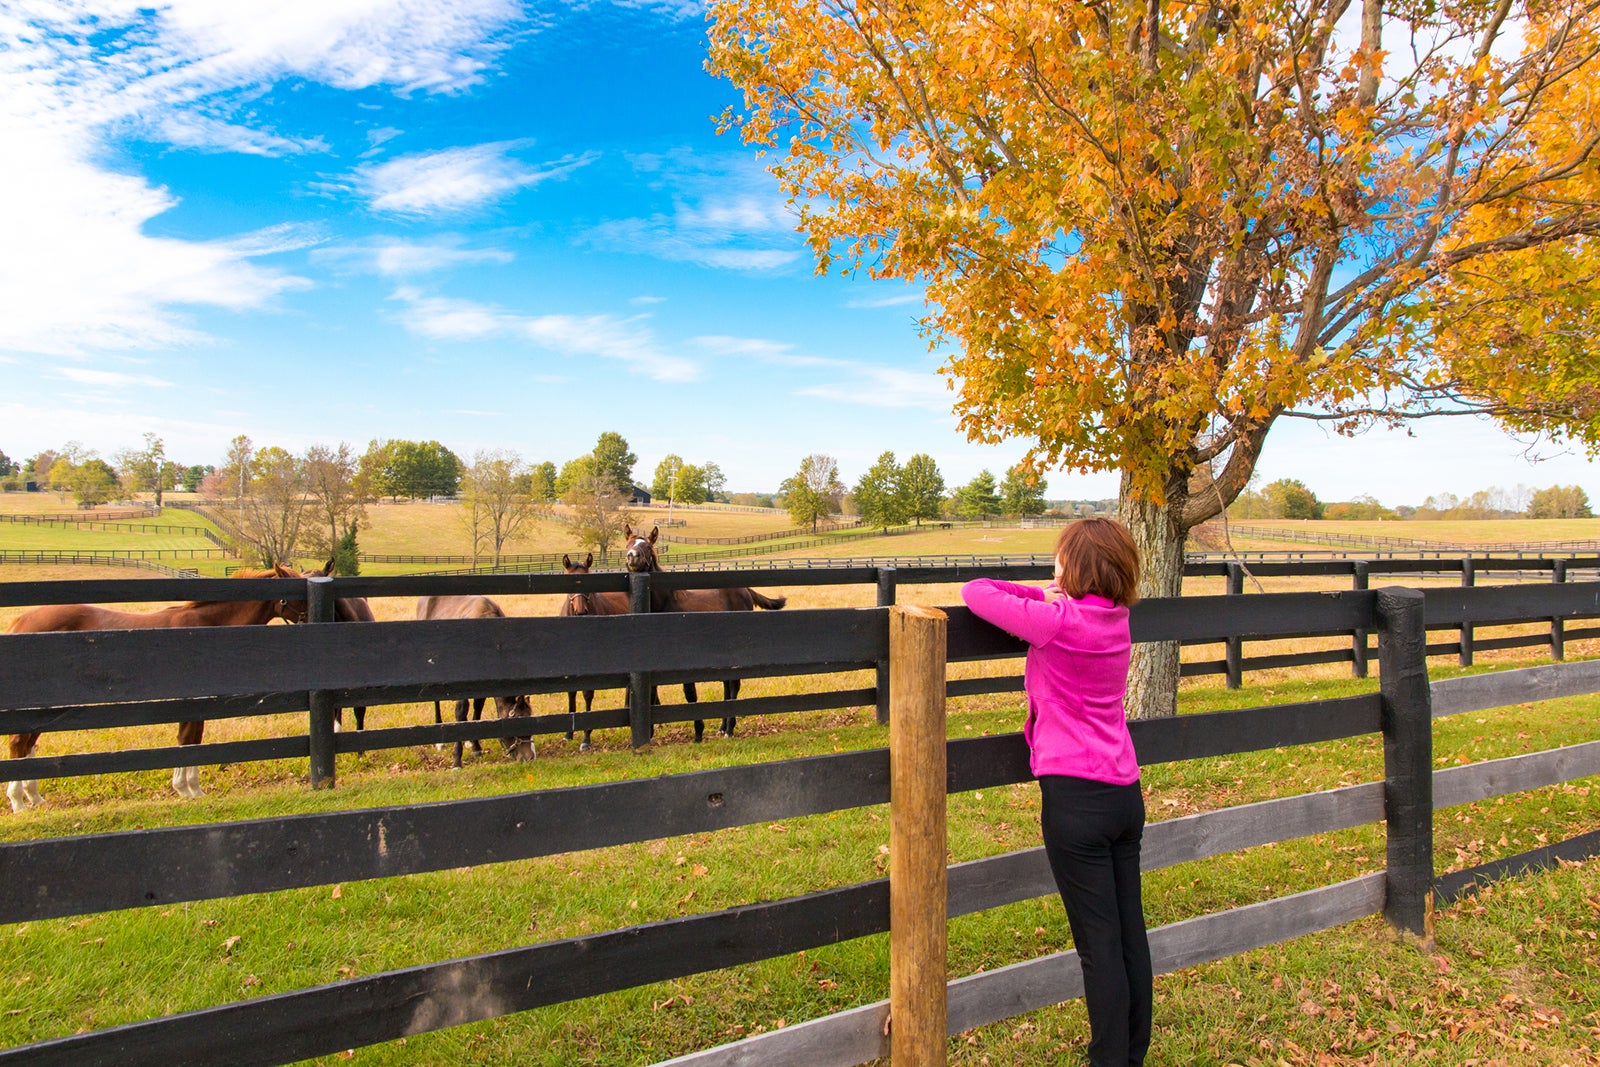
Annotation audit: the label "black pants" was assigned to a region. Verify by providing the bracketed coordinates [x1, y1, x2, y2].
[1039, 774, 1153, 1067]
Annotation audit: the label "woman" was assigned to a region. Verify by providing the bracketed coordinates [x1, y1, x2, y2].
[961, 516, 1152, 1066]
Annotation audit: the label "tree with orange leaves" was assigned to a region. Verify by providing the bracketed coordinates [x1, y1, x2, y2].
[709, 0, 1600, 716]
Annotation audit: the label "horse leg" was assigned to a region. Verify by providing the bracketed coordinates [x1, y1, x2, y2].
[173, 720, 204, 799]
[433, 701, 447, 751]
[469, 698, 486, 757]
[567, 688, 597, 751]
[684, 681, 704, 743]
[354, 707, 366, 731]
[7, 733, 42, 812]
[451, 699, 470, 769]
[720, 679, 740, 739]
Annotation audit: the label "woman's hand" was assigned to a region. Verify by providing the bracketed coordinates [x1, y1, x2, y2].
[1043, 582, 1065, 603]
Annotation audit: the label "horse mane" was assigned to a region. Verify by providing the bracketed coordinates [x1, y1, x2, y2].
[168, 563, 294, 608]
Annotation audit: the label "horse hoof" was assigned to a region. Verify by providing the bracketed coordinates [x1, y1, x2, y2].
[579, 742, 591, 752]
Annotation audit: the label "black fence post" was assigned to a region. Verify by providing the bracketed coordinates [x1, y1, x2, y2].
[1552, 559, 1567, 662]
[628, 571, 654, 750]
[876, 567, 897, 725]
[1376, 586, 1433, 938]
[1351, 561, 1369, 679]
[307, 575, 338, 789]
[1224, 561, 1244, 689]
[1458, 557, 1475, 667]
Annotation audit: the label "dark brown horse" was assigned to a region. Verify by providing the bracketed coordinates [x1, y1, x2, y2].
[294, 560, 377, 731]
[559, 552, 632, 749]
[620, 523, 787, 741]
[414, 595, 535, 768]
[5, 564, 306, 811]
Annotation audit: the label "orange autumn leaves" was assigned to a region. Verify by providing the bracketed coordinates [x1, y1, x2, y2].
[708, 0, 1600, 513]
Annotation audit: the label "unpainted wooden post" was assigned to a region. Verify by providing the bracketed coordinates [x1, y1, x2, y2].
[875, 568, 898, 725]
[307, 575, 338, 789]
[1351, 562, 1370, 678]
[1458, 557, 1475, 667]
[1224, 561, 1244, 689]
[889, 605, 948, 1066]
[628, 571, 654, 750]
[1552, 559, 1567, 662]
[1376, 586, 1433, 938]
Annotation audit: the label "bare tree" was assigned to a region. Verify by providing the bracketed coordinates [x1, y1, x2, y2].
[302, 442, 365, 559]
[560, 469, 633, 562]
[460, 449, 545, 567]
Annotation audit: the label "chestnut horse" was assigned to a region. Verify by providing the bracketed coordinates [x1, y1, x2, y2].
[414, 595, 535, 768]
[4, 564, 306, 812]
[620, 524, 787, 741]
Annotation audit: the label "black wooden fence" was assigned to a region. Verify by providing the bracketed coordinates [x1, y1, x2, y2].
[4, 558, 1600, 790]
[0, 580, 1598, 1063]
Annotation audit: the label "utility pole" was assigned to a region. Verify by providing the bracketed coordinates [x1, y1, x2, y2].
[666, 456, 679, 526]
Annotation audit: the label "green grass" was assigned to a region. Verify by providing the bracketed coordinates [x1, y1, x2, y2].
[0, 665, 1596, 1065]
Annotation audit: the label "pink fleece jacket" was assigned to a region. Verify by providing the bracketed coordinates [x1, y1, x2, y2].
[960, 578, 1139, 785]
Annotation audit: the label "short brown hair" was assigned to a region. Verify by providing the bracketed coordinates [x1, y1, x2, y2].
[1054, 517, 1141, 606]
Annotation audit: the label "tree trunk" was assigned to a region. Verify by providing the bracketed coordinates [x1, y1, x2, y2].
[1120, 485, 1186, 720]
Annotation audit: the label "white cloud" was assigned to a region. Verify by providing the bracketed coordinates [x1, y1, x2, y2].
[312, 237, 514, 276]
[354, 142, 597, 216]
[52, 367, 176, 389]
[389, 286, 700, 382]
[796, 367, 953, 412]
[695, 333, 952, 411]
[846, 290, 926, 309]
[155, 112, 328, 156]
[0, 1, 524, 358]
[589, 151, 802, 271]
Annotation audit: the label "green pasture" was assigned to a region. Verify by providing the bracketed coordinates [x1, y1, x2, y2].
[0, 525, 218, 552]
[0, 662, 1595, 1065]
[2, 499, 1599, 1060]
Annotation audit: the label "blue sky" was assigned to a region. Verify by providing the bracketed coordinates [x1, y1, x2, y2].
[1, 1, 1594, 505]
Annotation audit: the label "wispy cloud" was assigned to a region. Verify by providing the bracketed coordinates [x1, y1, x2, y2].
[313, 237, 514, 276]
[389, 286, 700, 382]
[796, 367, 953, 411]
[846, 290, 926, 309]
[53, 367, 176, 389]
[354, 141, 598, 216]
[155, 112, 328, 156]
[694, 333, 951, 410]
[589, 151, 802, 271]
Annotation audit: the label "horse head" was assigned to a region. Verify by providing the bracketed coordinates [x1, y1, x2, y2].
[622, 525, 660, 573]
[562, 552, 596, 615]
[495, 695, 536, 761]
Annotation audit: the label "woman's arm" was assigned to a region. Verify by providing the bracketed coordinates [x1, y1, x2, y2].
[960, 578, 1062, 646]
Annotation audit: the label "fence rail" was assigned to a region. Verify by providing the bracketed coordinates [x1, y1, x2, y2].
[0, 552, 200, 577]
[0, 580, 1596, 1064]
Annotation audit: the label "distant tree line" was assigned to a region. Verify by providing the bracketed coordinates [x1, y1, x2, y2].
[1227, 479, 1593, 521]
[3, 437, 211, 508]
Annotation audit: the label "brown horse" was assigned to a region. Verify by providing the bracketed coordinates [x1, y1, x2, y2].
[414, 595, 535, 768]
[620, 524, 787, 741]
[294, 560, 377, 731]
[559, 552, 633, 750]
[4, 564, 306, 811]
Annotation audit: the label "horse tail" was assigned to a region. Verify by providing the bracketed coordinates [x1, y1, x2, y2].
[750, 590, 787, 610]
